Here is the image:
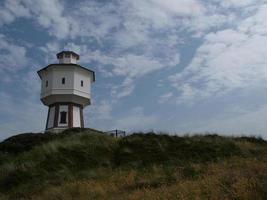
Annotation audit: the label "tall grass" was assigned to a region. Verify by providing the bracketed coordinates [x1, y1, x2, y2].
[114, 133, 241, 167]
[0, 130, 266, 199]
[0, 130, 116, 198]
[32, 157, 267, 200]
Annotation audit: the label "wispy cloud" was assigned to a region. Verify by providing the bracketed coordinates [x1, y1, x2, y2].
[0, 91, 46, 140]
[159, 92, 174, 104]
[0, 0, 30, 25]
[169, 2, 267, 104]
[0, 34, 28, 73]
[114, 107, 159, 132]
[2, 0, 267, 138]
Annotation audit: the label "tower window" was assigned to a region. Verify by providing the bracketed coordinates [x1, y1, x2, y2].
[62, 77, 65, 84]
[81, 80, 84, 87]
[46, 80, 48, 87]
[60, 111, 67, 124]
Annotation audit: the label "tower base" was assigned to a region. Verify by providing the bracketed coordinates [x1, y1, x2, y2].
[45, 102, 84, 133]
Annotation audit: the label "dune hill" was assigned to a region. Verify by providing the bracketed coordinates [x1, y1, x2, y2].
[0, 128, 266, 200]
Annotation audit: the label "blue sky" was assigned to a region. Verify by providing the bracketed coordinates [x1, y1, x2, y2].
[1, 0, 267, 140]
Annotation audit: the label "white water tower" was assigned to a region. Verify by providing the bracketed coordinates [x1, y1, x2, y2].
[37, 51, 95, 133]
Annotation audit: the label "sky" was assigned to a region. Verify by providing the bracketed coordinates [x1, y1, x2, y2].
[1, 0, 267, 140]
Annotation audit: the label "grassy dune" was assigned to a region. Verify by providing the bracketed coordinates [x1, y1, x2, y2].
[0, 129, 266, 200]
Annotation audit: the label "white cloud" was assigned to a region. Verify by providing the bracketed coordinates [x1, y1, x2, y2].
[79, 49, 179, 99]
[114, 107, 158, 132]
[39, 41, 65, 64]
[0, 0, 70, 39]
[159, 92, 173, 103]
[68, 1, 121, 40]
[23, 70, 42, 95]
[120, 0, 205, 32]
[86, 104, 159, 133]
[0, 0, 30, 25]
[109, 55, 164, 78]
[18, 0, 239, 101]
[0, 91, 46, 140]
[25, 0, 70, 39]
[0, 34, 28, 73]
[169, 3, 267, 104]
[111, 79, 135, 99]
[84, 99, 115, 131]
[238, 4, 267, 35]
[218, 0, 257, 8]
[151, 0, 205, 16]
[4, 0, 267, 137]
[0, 0, 233, 41]
[88, 100, 113, 120]
[194, 103, 267, 138]
[64, 0, 245, 100]
[0, 66, 48, 140]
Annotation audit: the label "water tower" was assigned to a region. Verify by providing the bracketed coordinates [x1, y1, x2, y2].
[37, 51, 95, 133]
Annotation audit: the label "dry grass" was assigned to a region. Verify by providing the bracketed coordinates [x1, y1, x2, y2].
[1, 131, 266, 200]
[32, 156, 267, 200]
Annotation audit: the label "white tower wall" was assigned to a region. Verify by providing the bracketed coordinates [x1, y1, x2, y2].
[39, 65, 93, 107]
[73, 106, 81, 127]
[52, 69, 74, 89]
[74, 68, 91, 95]
[38, 51, 95, 133]
[47, 106, 55, 129]
[41, 70, 53, 95]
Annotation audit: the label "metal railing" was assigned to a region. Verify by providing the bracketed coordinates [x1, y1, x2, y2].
[105, 129, 126, 138]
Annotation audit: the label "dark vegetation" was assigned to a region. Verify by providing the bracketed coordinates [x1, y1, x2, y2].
[0, 128, 266, 200]
[115, 133, 241, 166]
[0, 128, 100, 154]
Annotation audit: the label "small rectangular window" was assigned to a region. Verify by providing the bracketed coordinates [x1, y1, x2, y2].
[81, 80, 84, 87]
[60, 111, 67, 124]
[46, 80, 48, 87]
[62, 77, 65, 84]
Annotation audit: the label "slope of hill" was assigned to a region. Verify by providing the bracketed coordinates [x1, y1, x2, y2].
[0, 128, 266, 200]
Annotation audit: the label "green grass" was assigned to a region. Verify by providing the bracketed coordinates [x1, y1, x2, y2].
[0, 129, 266, 200]
[114, 133, 241, 167]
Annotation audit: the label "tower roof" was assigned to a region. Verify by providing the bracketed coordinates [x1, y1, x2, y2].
[56, 51, 80, 60]
[37, 63, 95, 82]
